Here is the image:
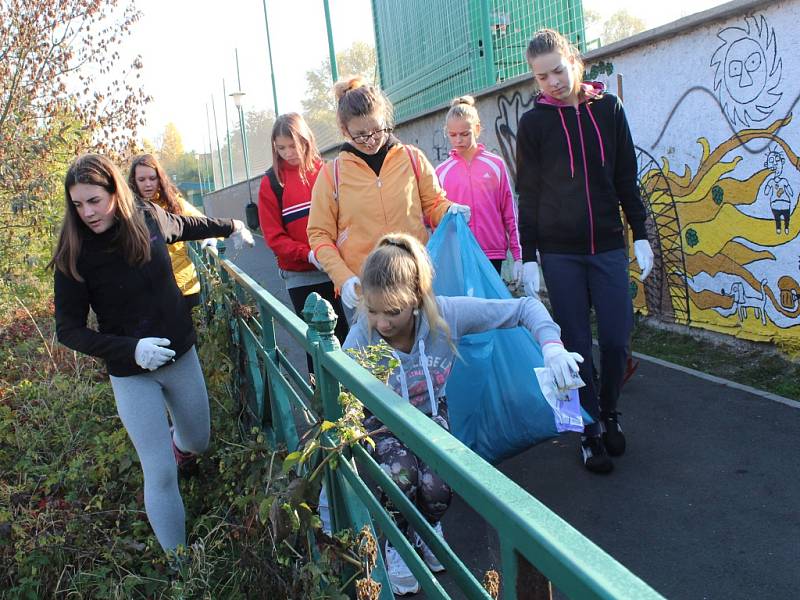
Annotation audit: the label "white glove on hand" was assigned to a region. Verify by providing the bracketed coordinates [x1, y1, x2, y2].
[134, 337, 175, 371]
[308, 249, 322, 270]
[340, 276, 361, 309]
[522, 261, 541, 298]
[230, 220, 255, 250]
[447, 203, 471, 223]
[512, 260, 523, 285]
[634, 239, 654, 281]
[200, 238, 218, 250]
[541, 343, 584, 390]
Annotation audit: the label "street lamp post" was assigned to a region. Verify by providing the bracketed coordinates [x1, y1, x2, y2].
[229, 90, 253, 205]
[194, 151, 204, 202]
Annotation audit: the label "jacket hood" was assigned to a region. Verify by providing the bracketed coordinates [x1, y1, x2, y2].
[535, 81, 605, 108]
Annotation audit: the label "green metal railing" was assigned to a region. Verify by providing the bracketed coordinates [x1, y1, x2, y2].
[371, 0, 586, 122]
[190, 242, 664, 600]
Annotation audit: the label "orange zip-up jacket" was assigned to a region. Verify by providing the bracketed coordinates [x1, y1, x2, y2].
[307, 143, 452, 291]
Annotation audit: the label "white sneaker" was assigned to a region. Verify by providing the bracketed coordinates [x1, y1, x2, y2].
[385, 541, 420, 595]
[414, 521, 445, 573]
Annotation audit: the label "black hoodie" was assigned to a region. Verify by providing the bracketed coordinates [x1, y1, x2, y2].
[515, 81, 647, 260]
[54, 202, 235, 376]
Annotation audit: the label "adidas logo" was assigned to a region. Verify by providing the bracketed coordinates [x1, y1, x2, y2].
[483, 172, 491, 178]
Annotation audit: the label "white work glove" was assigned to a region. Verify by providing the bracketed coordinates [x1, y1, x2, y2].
[308, 249, 323, 270]
[230, 220, 255, 250]
[541, 343, 584, 390]
[634, 239, 654, 281]
[200, 238, 218, 250]
[512, 260, 523, 285]
[447, 203, 471, 223]
[340, 276, 361, 309]
[134, 337, 175, 371]
[522, 261, 540, 298]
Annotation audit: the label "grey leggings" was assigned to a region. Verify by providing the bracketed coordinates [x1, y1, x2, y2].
[110, 346, 210, 551]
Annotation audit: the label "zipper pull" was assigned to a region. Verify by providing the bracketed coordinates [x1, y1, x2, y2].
[376, 178, 382, 188]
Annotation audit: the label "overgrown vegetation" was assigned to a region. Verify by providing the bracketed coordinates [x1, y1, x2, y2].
[0, 276, 382, 598]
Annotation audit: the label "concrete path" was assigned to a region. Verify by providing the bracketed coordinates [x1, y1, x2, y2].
[223, 237, 800, 600]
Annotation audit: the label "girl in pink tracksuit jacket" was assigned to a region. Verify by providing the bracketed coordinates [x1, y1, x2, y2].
[435, 95, 523, 283]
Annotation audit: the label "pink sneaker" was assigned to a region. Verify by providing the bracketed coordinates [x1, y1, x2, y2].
[170, 427, 198, 472]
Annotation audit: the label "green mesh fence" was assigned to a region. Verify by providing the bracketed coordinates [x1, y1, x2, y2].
[371, 0, 585, 122]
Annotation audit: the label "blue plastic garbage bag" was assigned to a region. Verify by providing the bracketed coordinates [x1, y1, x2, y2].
[427, 213, 565, 463]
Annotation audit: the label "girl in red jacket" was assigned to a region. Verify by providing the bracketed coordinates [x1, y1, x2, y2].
[258, 113, 349, 357]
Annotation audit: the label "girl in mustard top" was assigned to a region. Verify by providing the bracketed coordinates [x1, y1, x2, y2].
[129, 154, 214, 312]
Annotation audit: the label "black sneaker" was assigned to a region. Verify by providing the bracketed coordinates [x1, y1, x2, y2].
[601, 411, 626, 456]
[580, 435, 613, 473]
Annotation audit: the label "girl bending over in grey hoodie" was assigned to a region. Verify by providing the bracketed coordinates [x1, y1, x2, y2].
[342, 231, 581, 595]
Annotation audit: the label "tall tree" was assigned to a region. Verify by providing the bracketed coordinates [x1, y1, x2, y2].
[159, 122, 185, 170]
[602, 10, 647, 45]
[0, 0, 150, 288]
[301, 42, 377, 149]
[220, 109, 275, 182]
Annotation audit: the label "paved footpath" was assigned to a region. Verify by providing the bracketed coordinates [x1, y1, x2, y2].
[225, 238, 800, 600]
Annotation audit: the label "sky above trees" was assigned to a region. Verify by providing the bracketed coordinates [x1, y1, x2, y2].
[129, 0, 725, 154]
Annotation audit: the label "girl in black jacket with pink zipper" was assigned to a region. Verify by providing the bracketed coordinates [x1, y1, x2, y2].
[516, 29, 655, 474]
[51, 154, 254, 556]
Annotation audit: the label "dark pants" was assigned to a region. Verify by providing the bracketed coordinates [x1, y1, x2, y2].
[287, 281, 349, 373]
[489, 259, 503, 274]
[772, 208, 790, 230]
[540, 249, 633, 435]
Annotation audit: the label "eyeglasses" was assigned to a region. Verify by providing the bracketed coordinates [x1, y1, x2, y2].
[349, 127, 392, 145]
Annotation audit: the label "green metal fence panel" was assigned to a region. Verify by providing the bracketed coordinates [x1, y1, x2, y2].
[189, 245, 664, 599]
[371, 0, 586, 122]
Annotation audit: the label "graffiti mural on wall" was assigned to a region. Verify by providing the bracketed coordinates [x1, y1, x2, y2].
[634, 114, 800, 340]
[631, 13, 800, 342]
[493, 90, 534, 182]
[711, 15, 782, 128]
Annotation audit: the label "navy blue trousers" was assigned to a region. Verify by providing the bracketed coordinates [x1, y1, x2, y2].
[540, 249, 633, 434]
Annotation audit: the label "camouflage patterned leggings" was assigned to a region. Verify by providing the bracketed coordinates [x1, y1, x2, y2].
[366, 398, 453, 537]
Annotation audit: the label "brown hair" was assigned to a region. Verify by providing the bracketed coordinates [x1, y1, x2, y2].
[525, 28, 585, 93]
[50, 154, 151, 281]
[333, 75, 394, 131]
[445, 95, 481, 130]
[360, 232, 452, 346]
[128, 153, 182, 214]
[271, 113, 321, 185]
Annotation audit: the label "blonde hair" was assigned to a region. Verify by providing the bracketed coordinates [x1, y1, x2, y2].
[445, 95, 481, 130]
[360, 232, 451, 345]
[50, 154, 151, 281]
[271, 113, 321, 185]
[525, 28, 585, 93]
[333, 75, 394, 131]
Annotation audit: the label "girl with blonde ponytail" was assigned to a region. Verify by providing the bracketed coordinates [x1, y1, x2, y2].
[342, 232, 580, 595]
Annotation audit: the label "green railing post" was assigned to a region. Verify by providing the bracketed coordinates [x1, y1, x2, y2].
[306, 295, 347, 535]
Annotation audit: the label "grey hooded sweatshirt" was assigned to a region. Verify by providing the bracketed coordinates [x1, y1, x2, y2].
[343, 295, 562, 416]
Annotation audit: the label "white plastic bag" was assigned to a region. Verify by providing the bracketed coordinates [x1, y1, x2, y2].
[534, 367, 585, 433]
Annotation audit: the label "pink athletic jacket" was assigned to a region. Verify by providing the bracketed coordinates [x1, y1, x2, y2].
[435, 144, 521, 261]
